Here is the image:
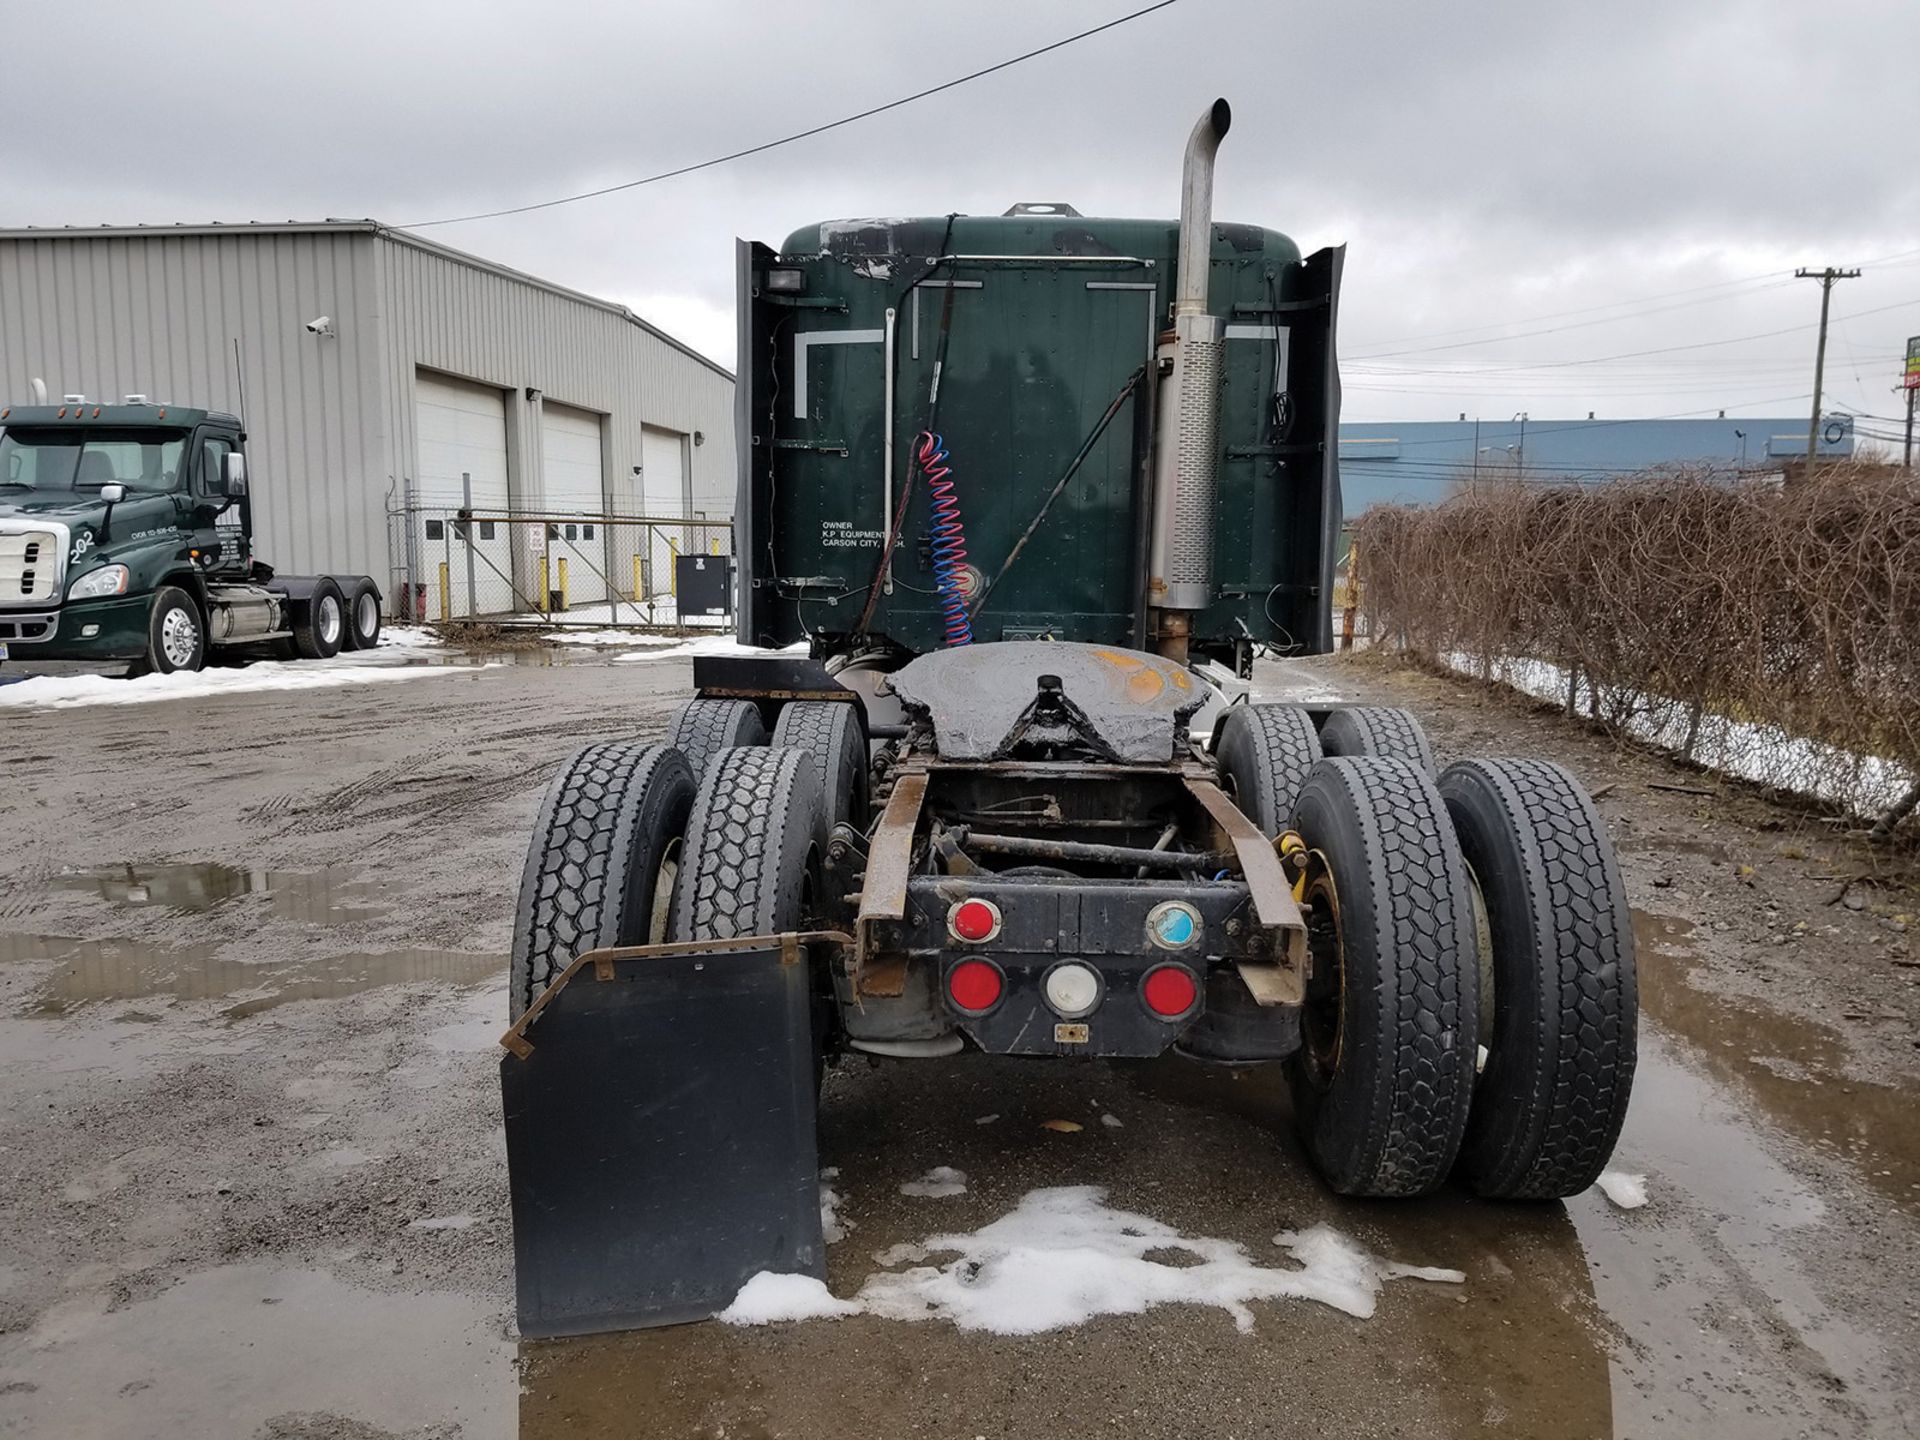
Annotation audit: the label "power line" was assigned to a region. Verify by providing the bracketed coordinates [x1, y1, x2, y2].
[399, 1, 1183, 229]
[1343, 245, 1920, 356]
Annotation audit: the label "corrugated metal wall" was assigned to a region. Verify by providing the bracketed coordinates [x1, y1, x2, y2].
[0, 226, 736, 599]
[373, 235, 736, 522]
[0, 229, 385, 578]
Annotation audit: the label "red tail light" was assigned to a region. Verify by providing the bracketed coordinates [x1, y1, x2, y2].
[1141, 964, 1199, 1020]
[946, 959, 1005, 1014]
[948, 898, 1002, 943]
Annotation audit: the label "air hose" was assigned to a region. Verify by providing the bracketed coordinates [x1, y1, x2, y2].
[916, 430, 973, 646]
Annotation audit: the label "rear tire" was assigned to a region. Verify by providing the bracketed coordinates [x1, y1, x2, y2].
[340, 580, 382, 651]
[510, 742, 698, 1020]
[292, 580, 346, 660]
[1214, 703, 1323, 834]
[1440, 758, 1637, 1199]
[664, 697, 766, 775]
[670, 746, 826, 940]
[137, 586, 206, 675]
[770, 701, 867, 827]
[1287, 756, 1478, 1197]
[1319, 706, 1436, 774]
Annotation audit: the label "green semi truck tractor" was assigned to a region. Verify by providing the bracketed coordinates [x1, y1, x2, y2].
[500, 100, 1638, 1338]
[0, 400, 381, 674]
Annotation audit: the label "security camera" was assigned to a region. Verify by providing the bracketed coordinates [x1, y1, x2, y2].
[305, 316, 334, 337]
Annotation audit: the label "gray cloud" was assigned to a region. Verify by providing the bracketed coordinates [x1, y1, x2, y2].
[8, 0, 1917, 428]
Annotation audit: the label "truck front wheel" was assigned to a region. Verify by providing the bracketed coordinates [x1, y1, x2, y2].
[133, 587, 207, 676]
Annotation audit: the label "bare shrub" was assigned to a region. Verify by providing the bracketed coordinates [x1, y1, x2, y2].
[1354, 466, 1920, 826]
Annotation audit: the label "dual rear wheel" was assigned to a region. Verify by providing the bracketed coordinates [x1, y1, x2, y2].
[511, 698, 861, 1022]
[1219, 703, 1636, 1200]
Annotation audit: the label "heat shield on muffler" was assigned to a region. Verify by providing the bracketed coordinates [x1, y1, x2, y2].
[500, 940, 824, 1337]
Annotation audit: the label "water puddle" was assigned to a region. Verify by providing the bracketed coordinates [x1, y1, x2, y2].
[0, 1263, 511, 1438]
[1631, 908, 1920, 1207]
[0, 933, 502, 1018]
[56, 863, 388, 925]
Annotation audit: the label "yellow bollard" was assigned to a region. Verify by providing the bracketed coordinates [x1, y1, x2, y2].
[633, 553, 644, 601]
[538, 557, 550, 613]
[668, 538, 679, 600]
[438, 562, 451, 621]
[557, 557, 569, 611]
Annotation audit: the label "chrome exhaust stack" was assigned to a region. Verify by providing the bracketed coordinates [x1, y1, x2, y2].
[1149, 99, 1231, 659]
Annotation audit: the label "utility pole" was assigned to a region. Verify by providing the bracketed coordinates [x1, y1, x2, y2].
[1795, 266, 1861, 479]
[1905, 384, 1915, 471]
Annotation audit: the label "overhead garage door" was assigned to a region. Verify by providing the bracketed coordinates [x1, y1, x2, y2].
[541, 403, 607, 608]
[415, 372, 511, 618]
[640, 425, 687, 517]
[638, 425, 708, 605]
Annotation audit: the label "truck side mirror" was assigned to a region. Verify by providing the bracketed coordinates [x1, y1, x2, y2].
[100, 483, 126, 504]
[223, 452, 248, 497]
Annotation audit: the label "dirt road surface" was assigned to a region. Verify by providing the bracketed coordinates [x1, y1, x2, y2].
[1, 644, 1915, 1439]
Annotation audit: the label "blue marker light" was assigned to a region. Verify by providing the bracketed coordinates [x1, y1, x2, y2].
[1146, 902, 1201, 950]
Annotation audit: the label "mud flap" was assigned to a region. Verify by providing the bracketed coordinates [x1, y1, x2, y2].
[501, 940, 824, 1337]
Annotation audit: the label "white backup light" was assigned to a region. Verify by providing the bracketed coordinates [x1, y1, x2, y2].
[1043, 962, 1102, 1019]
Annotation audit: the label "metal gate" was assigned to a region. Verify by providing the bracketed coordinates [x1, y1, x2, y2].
[385, 499, 734, 628]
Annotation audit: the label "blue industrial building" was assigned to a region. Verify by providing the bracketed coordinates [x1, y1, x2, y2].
[1336, 414, 1856, 514]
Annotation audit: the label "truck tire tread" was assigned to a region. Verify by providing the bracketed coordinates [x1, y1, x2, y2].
[664, 698, 767, 775]
[1319, 706, 1436, 774]
[671, 746, 826, 940]
[510, 741, 697, 1020]
[770, 701, 867, 826]
[1288, 756, 1478, 1197]
[1441, 758, 1637, 1199]
[1214, 703, 1323, 834]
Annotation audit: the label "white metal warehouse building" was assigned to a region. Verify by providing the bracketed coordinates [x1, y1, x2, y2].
[0, 221, 736, 616]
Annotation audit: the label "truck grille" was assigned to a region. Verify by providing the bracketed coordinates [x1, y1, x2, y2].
[0, 529, 62, 606]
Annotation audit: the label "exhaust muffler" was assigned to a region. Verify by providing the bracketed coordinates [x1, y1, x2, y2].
[1148, 98, 1231, 646]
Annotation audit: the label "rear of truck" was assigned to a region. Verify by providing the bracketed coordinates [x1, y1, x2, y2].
[500, 101, 1637, 1342]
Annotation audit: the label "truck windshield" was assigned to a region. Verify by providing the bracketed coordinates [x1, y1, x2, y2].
[0, 427, 188, 492]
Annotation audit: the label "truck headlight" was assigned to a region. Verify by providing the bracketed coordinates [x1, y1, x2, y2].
[68, 564, 130, 599]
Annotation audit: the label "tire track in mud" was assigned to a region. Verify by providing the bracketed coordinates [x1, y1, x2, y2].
[246, 712, 654, 838]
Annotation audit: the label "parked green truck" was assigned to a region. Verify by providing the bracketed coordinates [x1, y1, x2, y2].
[0, 399, 381, 674]
[498, 99, 1637, 1340]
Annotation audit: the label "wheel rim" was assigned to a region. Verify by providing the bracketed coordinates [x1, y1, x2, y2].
[318, 594, 341, 646]
[647, 839, 681, 945]
[160, 605, 199, 669]
[355, 592, 378, 638]
[1299, 865, 1346, 1092]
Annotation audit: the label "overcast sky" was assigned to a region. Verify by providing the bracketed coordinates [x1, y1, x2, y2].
[9, 0, 1918, 443]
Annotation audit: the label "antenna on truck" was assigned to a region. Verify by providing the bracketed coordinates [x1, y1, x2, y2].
[29, 378, 47, 404]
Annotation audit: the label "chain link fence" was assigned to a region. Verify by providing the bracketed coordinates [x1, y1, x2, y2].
[384, 501, 734, 629]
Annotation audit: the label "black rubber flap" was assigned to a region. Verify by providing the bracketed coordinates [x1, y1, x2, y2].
[502, 944, 823, 1337]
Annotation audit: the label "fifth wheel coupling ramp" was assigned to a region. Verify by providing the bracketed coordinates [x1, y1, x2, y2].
[500, 933, 842, 1337]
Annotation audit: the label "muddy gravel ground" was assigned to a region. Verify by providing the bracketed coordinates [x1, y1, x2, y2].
[0, 643, 1916, 1439]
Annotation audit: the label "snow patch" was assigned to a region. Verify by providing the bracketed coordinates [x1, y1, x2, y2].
[1595, 1170, 1649, 1210]
[855, 1186, 1459, 1334]
[820, 1178, 850, 1244]
[617, 636, 809, 664]
[0, 656, 497, 709]
[407, 1214, 477, 1231]
[899, 1166, 968, 1199]
[1442, 651, 1913, 816]
[717, 1272, 861, 1326]
[1100, 1113, 1125, 1130]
